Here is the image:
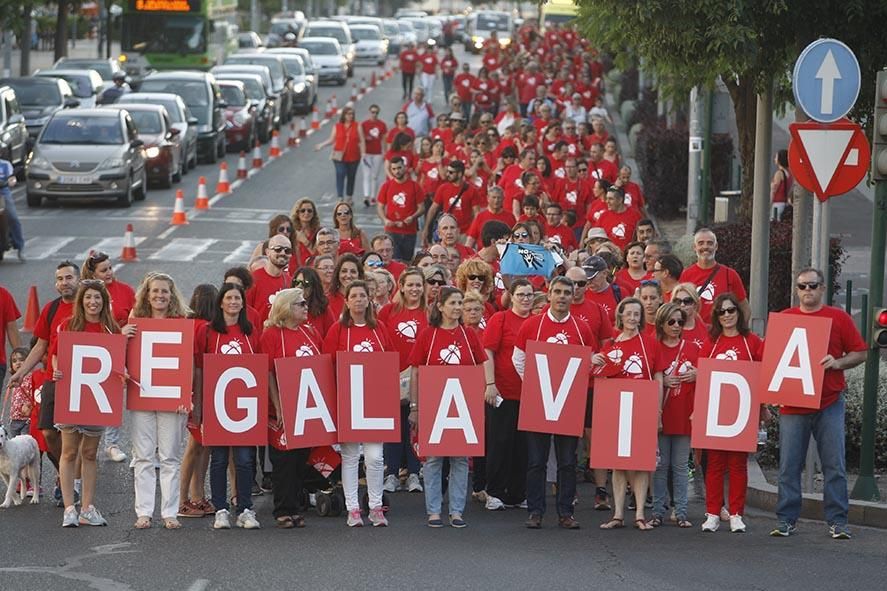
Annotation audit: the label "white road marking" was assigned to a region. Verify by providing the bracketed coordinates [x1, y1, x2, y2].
[223, 240, 257, 264]
[148, 238, 217, 261]
[75, 236, 146, 262]
[157, 226, 176, 240]
[22, 236, 76, 259]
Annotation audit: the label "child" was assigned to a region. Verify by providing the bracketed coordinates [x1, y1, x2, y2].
[518, 195, 545, 226]
[6, 347, 34, 436]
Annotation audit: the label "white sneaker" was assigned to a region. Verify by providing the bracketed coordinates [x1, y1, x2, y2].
[62, 506, 79, 528]
[236, 508, 261, 529]
[719, 506, 730, 521]
[213, 509, 231, 529]
[106, 446, 127, 463]
[383, 474, 399, 493]
[701, 513, 720, 532]
[730, 514, 746, 533]
[347, 508, 364, 527]
[485, 495, 505, 511]
[406, 473, 423, 492]
[368, 507, 388, 527]
[518, 499, 528, 509]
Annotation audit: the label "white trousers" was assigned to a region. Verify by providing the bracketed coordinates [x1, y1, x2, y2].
[132, 410, 186, 519]
[362, 153, 384, 200]
[420, 73, 436, 101]
[340, 442, 384, 511]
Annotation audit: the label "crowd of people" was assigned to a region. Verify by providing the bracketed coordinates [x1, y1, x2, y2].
[0, 22, 866, 539]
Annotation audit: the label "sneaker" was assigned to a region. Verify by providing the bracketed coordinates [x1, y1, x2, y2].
[829, 523, 852, 540]
[406, 473, 423, 492]
[525, 513, 543, 529]
[701, 513, 720, 532]
[236, 508, 261, 529]
[213, 509, 231, 529]
[78, 505, 108, 526]
[770, 521, 796, 537]
[251, 483, 263, 496]
[729, 514, 746, 533]
[383, 474, 400, 493]
[719, 506, 730, 521]
[485, 495, 505, 511]
[517, 499, 528, 509]
[106, 446, 127, 463]
[260, 475, 273, 493]
[593, 488, 611, 511]
[177, 501, 205, 518]
[368, 507, 388, 527]
[16, 249, 25, 262]
[347, 508, 364, 527]
[558, 515, 580, 529]
[62, 506, 79, 528]
[197, 499, 216, 514]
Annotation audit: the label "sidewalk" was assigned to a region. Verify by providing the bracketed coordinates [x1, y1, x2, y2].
[5, 41, 121, 76]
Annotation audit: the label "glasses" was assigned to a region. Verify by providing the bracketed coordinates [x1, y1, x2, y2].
[513, 292, 534, 299]
[796, 282, 821, 291]
[336, 210, 352, 217]
[292, 300, 309, 308]
[269, 246, 293, 254]
[80, 279, 105, 288]
[513, 232, 529, 239]
[467, 274, 487, 281]
[640, 279, 660, 287]
[365, 260, 384, 268]
[277, 226, 293, 234]
[446, 169, 458, 175]
[574, 280, 588, 288]
[427, 278, 446, 286]
[298, 208, 314, 214]
[370, 110, 380, 115]
[717, 306, 738, 317]
[674, 297, 696, 307]
[666, 318, 685, 327]
[292, 279, 311, 288]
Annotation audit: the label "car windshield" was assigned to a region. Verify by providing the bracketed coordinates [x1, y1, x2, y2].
[226, 57, 284, 86]
[129, 111, 162, 134]
[5, 81, 62, 107]
[270, 22, 302, 36]
[301, 41, 337, 55]
[409, 20, 428, 32]
[307, 27, 348, 45]
[477, 14, 511, 31]
[278, 57, 304, 76]
[383, 22, 399, 36]
[220, 85, 246, 107]
[41, 116, 123, 144]
[351, 28, 381, 41]
[398, 22, 414, 33]
[120, 96, 183, 123]
[59, 61, 113, 79]
[138, 80, 210, 124]
[43, 75, 91, 98]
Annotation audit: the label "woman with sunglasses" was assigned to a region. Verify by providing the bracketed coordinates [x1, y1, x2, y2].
[194, 283, 262, 530]
[291, 267, 335, 338]
[408, 286, 490, 528]
[315, 106, 365, 203]
[291, 198, 320, 267]
[616, 241, 653, 295]
[378, 267, 427, 494]
[670, 282, 710, 350]
[252, 213, 295, 258]
[260, 288, 321, 529]
[332, 201, 370, 256]
[423, 264, 448, 307]
[322, 281, 395, 527]
[327, 253, 365, 320]
[361, 104, 388, 208]
[455, 260, 497, 322]
[649, 302, 699, 529]
[699, 292, 763, 534]
[52, 280, 119, 528]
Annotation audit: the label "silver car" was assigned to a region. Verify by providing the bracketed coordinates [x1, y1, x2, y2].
[118, 92, 199, 171]
[299, 38, 348, 86]
[350, 25, 388, 66]
[34, 69, 104, 108]
[305, 21, 355, 77]
[26, 108, 147, 207]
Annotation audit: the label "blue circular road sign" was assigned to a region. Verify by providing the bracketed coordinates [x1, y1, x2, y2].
[792, 38, 861, 123]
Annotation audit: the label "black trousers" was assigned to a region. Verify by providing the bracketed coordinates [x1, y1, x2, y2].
[484, 400, 527, 505]
[402, 72, 415, 97]
[269, 446, 310, 518]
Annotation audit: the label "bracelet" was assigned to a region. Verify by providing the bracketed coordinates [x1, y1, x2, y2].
[485, 382, 495, 386]
[410, 403, 418, 409]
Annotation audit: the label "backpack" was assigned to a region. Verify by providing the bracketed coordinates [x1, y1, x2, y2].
[29, 297, 62, 349]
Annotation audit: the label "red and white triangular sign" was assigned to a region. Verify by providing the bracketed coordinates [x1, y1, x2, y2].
[788, 119, 870, 201]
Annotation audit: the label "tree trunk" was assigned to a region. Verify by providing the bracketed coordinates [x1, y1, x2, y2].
[20, 2, 32, 76]
[54, 0, 69, 62]
[726, 76, 757, 221]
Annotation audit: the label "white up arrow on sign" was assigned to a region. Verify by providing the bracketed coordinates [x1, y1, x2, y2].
[815, 50, 841, 116]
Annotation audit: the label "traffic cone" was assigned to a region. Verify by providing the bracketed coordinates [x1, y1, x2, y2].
[170, 189, 188, 225]
[287, 121, 297, 147]
[22, 285, 40, 333]
[195, 176, 209, 209]
[252, 140, 263, 169]
[330, 94, 338, 116]
[360, 77, 367, 94]
[324, 98, 334, 119]
[237, 151, 248, 179]
[351, 83, 358, 102]
[311, 108, 320, 130]
[299, 116, 307, 137]
[269, 130, 281, 158]
[215, 162, 231, 193]
[370, 71, 377, 88]
[119, 224, 139, 261]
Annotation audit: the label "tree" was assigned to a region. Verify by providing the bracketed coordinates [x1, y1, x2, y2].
[55, 0, 70, 62]
[575, 0, 887, 220]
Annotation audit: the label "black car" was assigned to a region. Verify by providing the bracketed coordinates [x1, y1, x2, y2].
[0, 77, 79, 141]
[0, 84, 29, 176]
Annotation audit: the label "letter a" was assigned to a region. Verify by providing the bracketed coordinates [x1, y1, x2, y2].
[767, 327, 815, 396]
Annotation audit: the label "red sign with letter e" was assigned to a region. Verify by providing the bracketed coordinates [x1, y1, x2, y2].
[126, 318, 194, 412]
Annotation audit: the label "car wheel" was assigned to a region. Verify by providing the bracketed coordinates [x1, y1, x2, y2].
[172, 157, 182, 183]
[117, 176, 135, 207]
[337, 77, 347, 86]
[189, 146, 198, 170]
[26, 192, 41, 207]
[134, 169, 147, 201]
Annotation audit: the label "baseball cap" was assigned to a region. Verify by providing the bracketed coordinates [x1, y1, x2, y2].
[583, 255, 607, 279]
[585, 227, 608, 242]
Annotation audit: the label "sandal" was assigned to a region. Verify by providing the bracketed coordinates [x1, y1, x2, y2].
[677, 519, 693, 528]
[276, 516, 295, 529]
[647, 517, 663, 528]
[163, 517, 182, 530]
[600, 518, 624, 530]
[290, 514, 306, 528]
[134, 516, 152, 529]
[635, 519, 654, 531]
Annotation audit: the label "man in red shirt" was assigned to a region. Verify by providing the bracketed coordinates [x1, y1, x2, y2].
[772, 268, 867, 540]
[419, 46, 438, 103]
[594, 186, 641, 251]
[517, 62, 545, 117]
[583, 255, 622, 324]
[0, 285, 21, 385]
[466, 185, 515, 249]
[543, 202, 577, 252]
[498, 148, 537, 216]
[399, 42, 418, 100]
[423, 160, 480, 244]
[679, 228, 749, 321]
[370, 234, 407, 278]
[361, 104, 387, 207]
[587, 142, 618, 184]
[555, 157, 591, 237]
[247, 235, 293, 325]
[376, 156, 425, 261]
[617, 165, 646, 213]
[440, 49, 458, 103]
[453, 62, 476, 121]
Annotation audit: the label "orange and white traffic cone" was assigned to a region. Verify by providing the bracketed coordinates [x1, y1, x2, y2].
[351, 83, 358, 102]
[311, 107, 320, 130]
[330, 94, 338, 116]
[288, 121, 297, 147]
[237, 151, 248, 179]
[216, 161, 231, 193]
[252, 140, 263, 169]
[22, 285, 40, 333]
[269, 130, 281, 158]
[299, 116, 308, 137]
[195, 176, 209, 209]
[170, 189, 188, 225]
[119, 223, 139, 261]
[360, 77, 367, 94]
[324, 98, 334, 119]
[370, 71, 377, 88]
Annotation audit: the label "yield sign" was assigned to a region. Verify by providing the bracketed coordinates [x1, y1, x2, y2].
[788, 119, 870, 201]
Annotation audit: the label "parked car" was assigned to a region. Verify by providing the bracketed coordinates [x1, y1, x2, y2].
[350, 25, 388, 66]
[211, 65, 280, 138]
[118, 92, 199, 172]
[217, 80, 256, 152]
[265, 18, 305, 48]
[50, 57, 125, 90]
[102, 103, 183, 188]
[260, 51, 314, 115]
[265, 48, 318, 105]
[298, 38, 348, 86]
[304, 20, 355, 77]
[34, 69, 104, 108]
[382, 19, 404, 54]
[26, 108, 147, 207]
[397, 20, 418, 46]
[137, 71, 226, 164]
[237, 31, 265, 49]
[225, 53, 293, 123]
[0, 77, 78, 141]
[0, 84, 29, 176]
[400, 17, 430, 45]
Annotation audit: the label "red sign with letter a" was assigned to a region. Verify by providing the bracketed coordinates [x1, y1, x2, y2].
[759, 312, 831, 409]
[336, 351, 400, 443]
[202, 354, 268, 446]
[691, 359, 760, 452]
[276, 355, 338, 449]
[518, 340, 591, 437]
[589, 378, 659, 471]
[417, 365, 485, 457]
[55, 332, 127, 428]
[126, 318, 194, 412]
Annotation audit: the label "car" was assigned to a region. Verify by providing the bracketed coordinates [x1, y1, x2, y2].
[26, 108, 148, 207]
[395, 9, 427, 19]
[237, 31, 265, 50]
[260, 51, 314, 115]
[305, 21, 355, 77]
[265, 18, 305, 48]
[382, 19, 403, 54]
[102, 103, 183, 188]
[211, 65, 280, 137]
[34, 69, 104, 108]
[118, 92, 199, 172]
[0, 85, 29, 177]
[225, 53, 292, 123]
[213, 73, 274, 144]
[50, 57, 125, 90]
[298, 37, 348, 86]
[397, 20, 418, 46]
[217, 80, 257, 152]
[425, 18, 444, 46]
[265, 47, 318, 99]
[349, 25, 388, 66]
[0, 77, 79, 141]
[400, 17, 430, 45]
[137, 71, 227, 164]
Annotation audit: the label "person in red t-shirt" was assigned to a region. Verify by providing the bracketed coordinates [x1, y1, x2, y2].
[399, 42, 419, 100]
[419, 46, 438, 100]
[773, 268, 866, 539]
[583, 255, 622, 324]
[423, 160, 480, 244]
[376, 156, 426, 262]
[361, 104, 388, 207]
[81, 251, 135, 329]
[0, 285, 22, 384]
[517, 63, 545, 117]
[465, 186, 516, 249]
[594, 186, 641, 251]
[247, 234, 293, 325]
[453, 62, 476, 120]
[498, 149, 538, 217]
[542, 202, 577, 252]
[587, 142, 618, 184]
[614, 241, 652, 294]
[440, 47, 458, 102]
[385, 112, 416, 151]
[617, 165, 646, 213]
[679, 228, 749, 322]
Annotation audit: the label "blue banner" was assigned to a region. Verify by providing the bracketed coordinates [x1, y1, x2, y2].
[499, 243, 556, 277]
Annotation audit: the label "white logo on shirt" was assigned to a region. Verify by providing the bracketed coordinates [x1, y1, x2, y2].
[221, 339, 242, 355]
[396, 320, 418, 339]
[611, 223, 626, 239]
[393, 191, 407, 206]
[566, 190, 577, 204]
[295, 344, 315, 357]
[546, 331, 570, 345]
[439, 344, 462, 364]
[700, 282, 716, 302]
[715, 348, 739, 361]
[353, 339, 375, 353]
[623, 353, 644, 375]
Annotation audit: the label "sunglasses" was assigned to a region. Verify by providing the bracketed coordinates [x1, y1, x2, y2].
[293, 300, 309, 308]
[666, 318, 685, 327]
[366, 260, 384, 268]
[277, 226, 292, 234]
[427, 279, 446, 286]
[717, 306, 738, 316]
[513, 232, 529, 239]
[467, 274, 486, 281]
[796, 282, 821, 291]
[640, 279, 660, 287]
[269, 246, 293, 254]
[336, 210, 352, 217]
[292, 279, 311, 288]
[574, 280, 588, 288]
[298, 208, 314, 214]
[674, 297, 696, 306]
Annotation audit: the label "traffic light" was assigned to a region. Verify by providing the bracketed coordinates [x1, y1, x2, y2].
[874, 308, 887, 349]
[874, 69, 887, 181]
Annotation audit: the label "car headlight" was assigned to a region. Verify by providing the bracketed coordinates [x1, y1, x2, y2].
[293, 82, 306, 94]
[500, 38, 511, 46]
[145, 146, 160, 159]
[99, 157, 125, 169]
[28, 154, 51, 170]
[233, 111, 248, 126]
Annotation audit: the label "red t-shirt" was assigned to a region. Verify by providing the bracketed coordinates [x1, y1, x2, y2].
[440, 56, 458, 76]
[701, 332, 763, 362]
[385, 260, 408, 279]
[467, 210, 516, 244]
[0, 286, 21, 365]
[33, 298, 75, 380]
[780, 306, 867, 414]
[433, 181, 478, 232]
[454, 72, 476, 102]
[614, 268, 652, 296]
[588, 158, 618, 184]
[385, 126, 416, 148]
[48, 320, 111, 377]
[361, 119, 387, 155]
[322, 321, 394, 355]
[378, 304, 428, 371]
[679, 263, 748, 322]
[682, 319, 711, 350]
[449, 242, 477, 261]
[622, 181, 646, 211]
[472, 78, 494, 109]
[596, 333, 664, 380]
[595, 207, 641, 251]
[418, 158, 446, 196]
[333, 122, 361, 162]
[408, 324, 487, 367]
[586, 198, 608, 226]
[260, 324, 322, 370]
[247, 267, 292, 325]
[399, 49, 418, 74]
[585, 285, 621, 324]
[555, 177, 591, 228]
[482, 53, 500, 72]
[420, 53, 438, 74]
[194, 322, 261, 368]
[327, 292, 345, 321]
[659, 339, 701, 435]
[569, 299, 614, 343]
[377, 177, 424, 234]
[516, 312, 596, 352]
[105, 280, 135, 329]
[518, 73, 545, 104]
[482, 310, 527, 400]
[384, 148, 416, 173]
[544, 223, 577, 251]
[305, 308, 336, 340]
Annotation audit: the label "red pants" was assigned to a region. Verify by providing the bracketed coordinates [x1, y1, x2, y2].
[705, 450, 748, 515]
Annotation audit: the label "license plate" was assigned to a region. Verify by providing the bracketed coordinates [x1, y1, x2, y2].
[58, 175, 93, 184]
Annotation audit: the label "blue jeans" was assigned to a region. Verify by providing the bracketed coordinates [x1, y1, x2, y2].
[334, 160, 360, 199]
[526, 432, 577, 517]
[653, 434, 690, 520]
[776, 395, 848, 526]
[210, 445, 255, 514]
[2, 190, 24, 250]
[423, 455, 468, 516]
[103, 426, 121, 447]
[388, 232, 416, 263]
[384, 403, 420, 476]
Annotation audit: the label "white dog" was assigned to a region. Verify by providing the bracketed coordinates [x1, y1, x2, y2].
[0, 425, 41, 508]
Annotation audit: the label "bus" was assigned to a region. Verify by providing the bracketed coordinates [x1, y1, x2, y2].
[540, 0, 578, 31]
[119, 0, 238, 80]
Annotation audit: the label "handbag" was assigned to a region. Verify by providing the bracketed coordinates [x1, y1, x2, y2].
[330, 150, 344, 162]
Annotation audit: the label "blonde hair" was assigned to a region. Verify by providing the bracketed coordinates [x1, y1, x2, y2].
[462, 289, 486, 308]
[455, 259, 494, 295]
[265, 288, 305, 329]
[671, 282, 700, 307]
[132, 272, 192, 319]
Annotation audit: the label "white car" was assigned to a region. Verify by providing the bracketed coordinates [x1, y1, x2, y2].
[349, 25, 388, 66]
[298, 37, 348, 86]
